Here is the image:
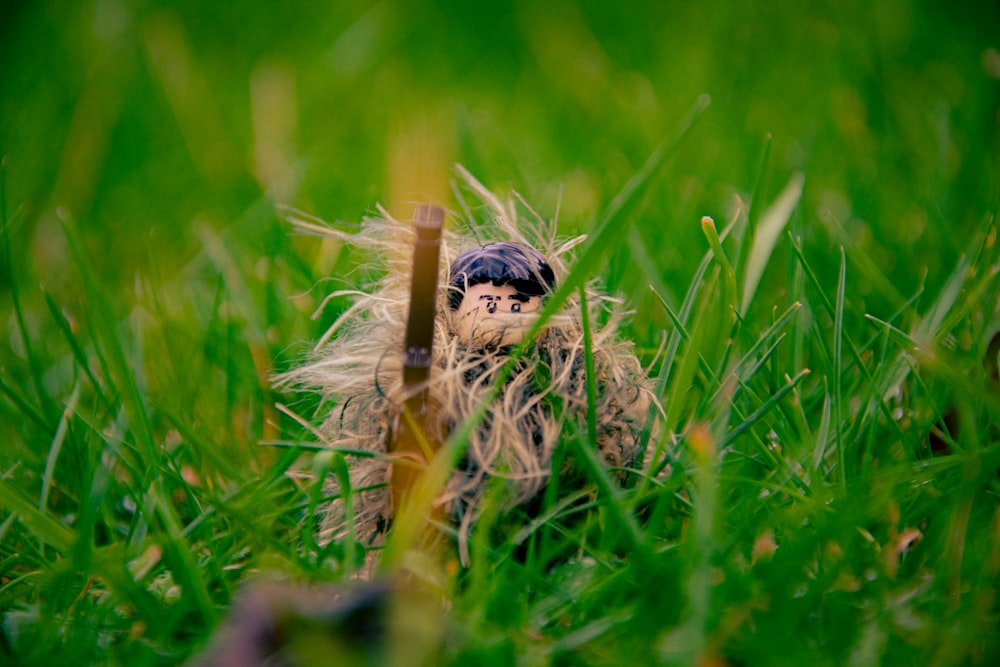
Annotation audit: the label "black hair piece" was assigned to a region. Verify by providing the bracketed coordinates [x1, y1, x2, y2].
[448, 242, 556, 310]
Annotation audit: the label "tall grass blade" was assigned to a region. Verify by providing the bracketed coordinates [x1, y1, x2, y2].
[914, 254, 970, 341]
[701, 216, 737, 320]
[813, 379, 832, 477]
[740, 172, 804, 316]
[735, 133, 773, 278]
[579, 286, 599, 448]
[330, 452, 358, 573]
[660, 423, 719, 664]
[39, 383, 79, 513]
[834, 247, 847, 492]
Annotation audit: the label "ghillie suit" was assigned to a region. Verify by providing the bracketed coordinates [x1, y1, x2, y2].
[275, 167, 654, 564]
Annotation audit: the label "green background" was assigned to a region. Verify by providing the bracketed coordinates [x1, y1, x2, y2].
[4, 0, 997, 313]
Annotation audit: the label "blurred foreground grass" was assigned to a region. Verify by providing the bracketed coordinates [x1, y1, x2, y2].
[2, 1, 1000, 665]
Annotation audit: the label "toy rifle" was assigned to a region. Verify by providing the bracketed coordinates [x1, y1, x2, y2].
[391, 204, 444, 517]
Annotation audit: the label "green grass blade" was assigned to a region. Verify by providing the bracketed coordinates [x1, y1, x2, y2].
[721, 368, 811, 451]
[579, 286, 599, 448]
[735, 133, 774, 278]
[149, 485, 218, 625]
[812, 378, 833, 477]
[648, 285, 714, 380]
[42, 289, 111, 409]
[330, 452, 358, 573]
[39, 383, 79, 513]
[820, 208, 906, 309]
[59, 210, 159, 470]
[833, 247, 847, 493]
[740, 172, 804, 316]
[565, 423, 646, 558]
[789, 234, 905, 437]
[914, 254, 971, 341]
[0, 479, 76, 552]
[701, 216, 737, 321]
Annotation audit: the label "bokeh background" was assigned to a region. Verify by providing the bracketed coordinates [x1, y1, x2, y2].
[3, 0, 997, 322]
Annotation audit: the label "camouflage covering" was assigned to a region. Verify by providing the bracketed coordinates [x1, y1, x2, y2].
[275, 167, 654, 565]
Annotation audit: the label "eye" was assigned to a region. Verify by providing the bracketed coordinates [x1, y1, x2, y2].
[511, 302, 522, 313]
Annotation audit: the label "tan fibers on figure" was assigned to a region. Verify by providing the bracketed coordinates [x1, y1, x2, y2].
[274, 166, 655, 565]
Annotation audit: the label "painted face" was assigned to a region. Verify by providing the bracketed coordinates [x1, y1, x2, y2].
[454, 282, 543, 346]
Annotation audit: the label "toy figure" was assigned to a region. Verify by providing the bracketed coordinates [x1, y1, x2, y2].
[276, 168, 653, 566]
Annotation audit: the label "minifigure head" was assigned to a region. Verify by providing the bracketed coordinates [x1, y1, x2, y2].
[449, 242, 556, 346]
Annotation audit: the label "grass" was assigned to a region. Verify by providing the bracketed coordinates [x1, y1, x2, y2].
[2, 1, 1000, 665]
